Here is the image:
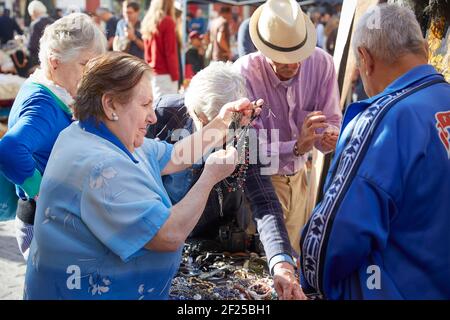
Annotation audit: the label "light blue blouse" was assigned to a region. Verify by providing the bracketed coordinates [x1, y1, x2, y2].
[24, 119, 182, 300]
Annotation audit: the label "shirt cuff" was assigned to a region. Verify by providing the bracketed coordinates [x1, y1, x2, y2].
[118, 200, 171, 263]
[268, 253, 296, 276]
[279, 140, 298, 157]
[20, 169, 42, 199]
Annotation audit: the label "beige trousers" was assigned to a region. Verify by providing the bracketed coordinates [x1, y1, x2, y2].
[271, 166, 309, 255]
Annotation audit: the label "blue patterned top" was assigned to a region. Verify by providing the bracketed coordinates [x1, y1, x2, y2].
[24, 119, 182, 300]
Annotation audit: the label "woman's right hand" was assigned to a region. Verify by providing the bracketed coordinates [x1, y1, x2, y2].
[203, 146, 238, 184]
[216, 98, 262, 128]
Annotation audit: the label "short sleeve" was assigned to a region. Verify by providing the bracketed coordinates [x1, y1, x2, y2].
[80, 156, 171, 262]
[115, 20, 123, 36]
[140, 138, 174, 171]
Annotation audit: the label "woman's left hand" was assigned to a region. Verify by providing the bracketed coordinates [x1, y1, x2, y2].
[217, 98, 263, 127]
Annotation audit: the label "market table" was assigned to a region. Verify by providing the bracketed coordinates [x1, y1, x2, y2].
[169, 240, 278, 300]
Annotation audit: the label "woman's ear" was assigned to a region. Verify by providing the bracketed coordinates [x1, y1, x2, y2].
[101, 94, 117, 121]
[48, 56, 59, 71]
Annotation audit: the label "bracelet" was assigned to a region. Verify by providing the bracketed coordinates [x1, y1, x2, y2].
[293, 142, 302, 157]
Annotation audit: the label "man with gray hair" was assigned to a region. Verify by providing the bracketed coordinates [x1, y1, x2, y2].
[27, 0, 53, 68]
[95, 7, 118, 50]
[147, 62, 306, 300]
[300, 3, 450, 299]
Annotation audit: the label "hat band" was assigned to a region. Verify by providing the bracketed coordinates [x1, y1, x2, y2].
[257, 24, 308, 53]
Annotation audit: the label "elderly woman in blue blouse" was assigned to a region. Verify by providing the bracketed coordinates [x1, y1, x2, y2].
[24, 52, 259, 300]
[0, 13, 106, 259]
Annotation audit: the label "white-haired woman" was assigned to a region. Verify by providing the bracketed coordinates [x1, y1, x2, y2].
[141, 0, 179, 100]
[0, 13, 107, 260]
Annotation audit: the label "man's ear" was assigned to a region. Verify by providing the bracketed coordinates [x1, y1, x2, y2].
[423, 39, 429, 60]
[358, 47, 375, 76]
[101, 94, 116, 121]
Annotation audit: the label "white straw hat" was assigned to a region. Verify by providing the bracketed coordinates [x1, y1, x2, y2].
[249, 0, 317, 64]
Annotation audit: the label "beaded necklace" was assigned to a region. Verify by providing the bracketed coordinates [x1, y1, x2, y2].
[214, 109, 262, 217]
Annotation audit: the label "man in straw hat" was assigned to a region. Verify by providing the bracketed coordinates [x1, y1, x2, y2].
[234, 0, 342, 255]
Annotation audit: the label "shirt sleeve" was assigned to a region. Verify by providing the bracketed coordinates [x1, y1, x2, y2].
[313, 52, 342, 153]
[318, 54, 342, 127]
[244, 164, 294, 262]
[80, 156, 172, 262]
[14, 19, 23, 35]
[141, 138, 174, 171]
[27, 22, 35, 52]
[106, 20, 117, 40]
[269, 254, 296, 275]
[252, 117, 305, 164]
[115, 20, 122, 37]
[0, 94, 59, 197]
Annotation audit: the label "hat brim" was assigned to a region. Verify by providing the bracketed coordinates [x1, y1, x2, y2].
[249, 5, 317, 64]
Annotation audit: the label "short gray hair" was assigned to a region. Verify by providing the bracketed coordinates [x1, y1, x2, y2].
[39, 13, 107, 73]
[352, 4, 425, 64]
[28, 0, 47, 16]
[95, 7, 110, 16]
[185, 61, 247, 121]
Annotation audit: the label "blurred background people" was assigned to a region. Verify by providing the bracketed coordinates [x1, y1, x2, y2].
[174, 1, 184, 89]
[96, 7, 118, 51]
[27, 0, 54, 70]
[113, 1, 144, 59]
[185, 31, 204, 80]
[324, 15, 340, 55]
[52, 8, 63, 20]
[208, 6, 232, 62]
[237, 17, 256, 58]
[142, 0, 179, 100]
[0, 7, 23, 45]
[188, 8, 207, 35]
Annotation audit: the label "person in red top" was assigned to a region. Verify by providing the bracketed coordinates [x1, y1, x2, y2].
[142, 0, 179, 100]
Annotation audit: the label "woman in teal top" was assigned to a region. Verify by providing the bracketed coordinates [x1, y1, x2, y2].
[24, 52, 258, 299]
[0, 13, 107, 259]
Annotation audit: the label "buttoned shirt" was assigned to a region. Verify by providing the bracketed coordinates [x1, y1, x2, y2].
[234, 49, 342, 175]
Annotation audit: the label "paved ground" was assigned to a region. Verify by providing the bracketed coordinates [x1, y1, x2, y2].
[0, 220, 25, 300]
